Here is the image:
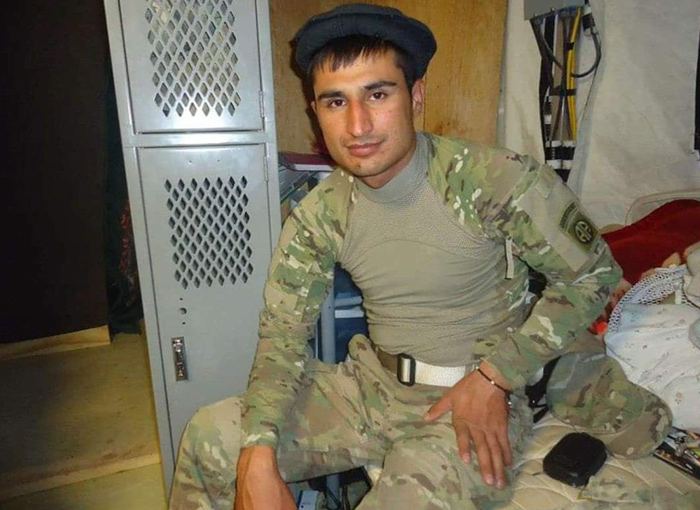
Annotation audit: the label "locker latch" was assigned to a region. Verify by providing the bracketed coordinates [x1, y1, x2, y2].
[172, 337, 188, 381]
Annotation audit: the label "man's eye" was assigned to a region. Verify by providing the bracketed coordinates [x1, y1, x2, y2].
[327, 99, 345, 108]
[370, 92, 386, 101]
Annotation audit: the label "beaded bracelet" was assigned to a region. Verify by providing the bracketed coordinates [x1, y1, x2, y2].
[476, 367, 511, 397]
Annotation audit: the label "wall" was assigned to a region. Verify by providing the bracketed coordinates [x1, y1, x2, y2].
[270, 0, 507, 153]
[500, 0, 700, 226]
[0, 0, 110, 342]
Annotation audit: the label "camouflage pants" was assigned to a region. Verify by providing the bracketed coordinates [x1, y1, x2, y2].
[546, 331, 671, 459]
[169, 334, 671, 510]
[170, 335, 533, 510]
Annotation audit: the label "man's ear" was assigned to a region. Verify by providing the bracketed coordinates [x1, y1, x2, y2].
[310, 100, 317, 115]
[411, 78, 426, 117]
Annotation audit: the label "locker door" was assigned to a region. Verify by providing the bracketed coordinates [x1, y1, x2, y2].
[120, 0, 263, 133]
[138, 144, 271, 448]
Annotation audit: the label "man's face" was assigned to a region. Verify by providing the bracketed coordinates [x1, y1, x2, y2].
[311, 50, 425, 189]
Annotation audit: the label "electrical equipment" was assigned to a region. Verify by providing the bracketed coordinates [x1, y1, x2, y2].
[528, 1, 601, 182]
[524, 0, 585, 20]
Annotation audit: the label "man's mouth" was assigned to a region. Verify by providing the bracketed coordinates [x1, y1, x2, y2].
[346, 140, 383, 158]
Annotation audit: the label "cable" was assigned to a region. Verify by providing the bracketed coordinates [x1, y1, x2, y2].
[530, 19, 555, 91]
[576, 2, 601, 129]
[551, 14, 568, 145]
[533, 21, 600, 79]
[566, 9, 582, 138]
[325, 487, 343, 510]
[578, 1, 602, 79]
[574, 31, 601, 78]
[576, 54, 599, 129]
[531, 16, 556, 153]
[532, 1, 603, 182]
[531, 9, 601, 79]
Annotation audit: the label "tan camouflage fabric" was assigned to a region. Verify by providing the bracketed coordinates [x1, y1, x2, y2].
[576, 476, 700, 510]
[169, 134, 675, 509]
[546, 331, 671, 458]
[170, 335, 534, 510]
[169, 335, 672, 510]
[242, 134, 623, 449]
[338, 132, 529, 367]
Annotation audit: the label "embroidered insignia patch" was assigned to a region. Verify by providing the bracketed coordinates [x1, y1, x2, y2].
[559, 202, 598, 252]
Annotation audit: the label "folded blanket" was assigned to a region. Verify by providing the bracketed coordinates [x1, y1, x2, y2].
[602, 200, 700, 284]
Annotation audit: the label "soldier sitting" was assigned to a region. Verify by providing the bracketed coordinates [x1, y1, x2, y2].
[169, 4, 671, 510]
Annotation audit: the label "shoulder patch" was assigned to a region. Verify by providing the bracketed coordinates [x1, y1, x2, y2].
[513, 164, 600, 273]
[559, 202, 598, 252]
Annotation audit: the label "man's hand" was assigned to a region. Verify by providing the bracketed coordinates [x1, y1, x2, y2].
[423, 363, 512, 489]
[234, 446, 296, 510]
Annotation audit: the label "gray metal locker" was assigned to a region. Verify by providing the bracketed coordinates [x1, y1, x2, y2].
[104, 0, 280, 490]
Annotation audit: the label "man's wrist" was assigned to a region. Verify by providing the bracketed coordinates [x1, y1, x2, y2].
[238, 445, 278, 471]
[477, 361, 512, 393]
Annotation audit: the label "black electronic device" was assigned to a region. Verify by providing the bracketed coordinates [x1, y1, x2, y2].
[543, 432, 607, 487]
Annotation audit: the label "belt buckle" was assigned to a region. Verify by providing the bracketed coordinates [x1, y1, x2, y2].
[397, 353, 416, 386]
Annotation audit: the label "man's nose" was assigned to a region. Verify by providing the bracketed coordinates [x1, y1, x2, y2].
[346, 101, 372, 137]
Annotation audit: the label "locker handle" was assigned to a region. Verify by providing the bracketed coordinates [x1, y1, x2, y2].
[172, 337, 189, 381]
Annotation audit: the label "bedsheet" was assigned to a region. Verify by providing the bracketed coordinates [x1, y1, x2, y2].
[502, 416, 700, 510]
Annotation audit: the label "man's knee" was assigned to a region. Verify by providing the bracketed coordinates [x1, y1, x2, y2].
[547, 352, 671, 458]
[602, 390, 672, 459]
[360, 440, 463, 509]
[360, 437, 514, 510]
[171, 396, 243, 510]
[179, 397, 243, 468]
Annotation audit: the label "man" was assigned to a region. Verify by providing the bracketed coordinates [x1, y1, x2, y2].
[170, 5, 671, 510]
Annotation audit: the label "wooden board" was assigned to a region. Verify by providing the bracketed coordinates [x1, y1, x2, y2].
[0, 463, 166, 510]
[420, 0, 507, 144]
[0, 326, 110, 361]
[270, 0, 507, 152]
[269, 0, 335, 153]
[0, 332, 160, 501]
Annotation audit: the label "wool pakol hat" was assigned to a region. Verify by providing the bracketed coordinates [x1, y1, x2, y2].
[294, 3, 437, 78]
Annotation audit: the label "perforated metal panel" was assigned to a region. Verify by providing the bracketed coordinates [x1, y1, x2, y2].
[121, 0, 263, 132]
[165, 175, 254, 289]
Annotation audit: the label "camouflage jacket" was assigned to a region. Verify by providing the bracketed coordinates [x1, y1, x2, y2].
[241, 133, 621, 448]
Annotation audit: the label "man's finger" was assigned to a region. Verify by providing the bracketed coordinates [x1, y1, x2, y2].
[497, 424, 512, 467]
[423, 395, 452, 422]
[453, 419, 472, 463]
[472, 430, 495, 487]
[485, 433, 506, 489]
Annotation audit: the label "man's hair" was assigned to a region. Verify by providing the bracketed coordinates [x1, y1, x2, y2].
[307, 35, 417, 91]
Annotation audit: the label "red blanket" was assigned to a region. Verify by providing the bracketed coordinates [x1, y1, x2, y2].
[602, 200, 700, 283]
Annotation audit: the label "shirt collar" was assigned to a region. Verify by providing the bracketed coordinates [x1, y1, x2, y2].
[355, 133, 427, 203]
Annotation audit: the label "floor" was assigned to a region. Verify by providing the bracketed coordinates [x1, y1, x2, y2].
[0, 331, 168, 510]
[0, 464, 166, 510]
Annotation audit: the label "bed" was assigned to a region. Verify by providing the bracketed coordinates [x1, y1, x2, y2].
[502, 191, 700, 509]
[503, 415, 700, 509]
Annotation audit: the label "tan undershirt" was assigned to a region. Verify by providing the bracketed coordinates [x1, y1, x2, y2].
[339, 134, 528, 366]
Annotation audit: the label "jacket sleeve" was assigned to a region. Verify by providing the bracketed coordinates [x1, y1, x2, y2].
[240, 188, 341, 449]
[480, 154, 622, 389]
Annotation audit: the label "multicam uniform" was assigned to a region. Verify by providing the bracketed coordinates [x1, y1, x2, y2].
[169, 134, 671, 510]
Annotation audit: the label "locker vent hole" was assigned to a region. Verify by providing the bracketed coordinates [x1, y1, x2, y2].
[145, 0, 241, 118]
[166, 176, 253, 289]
